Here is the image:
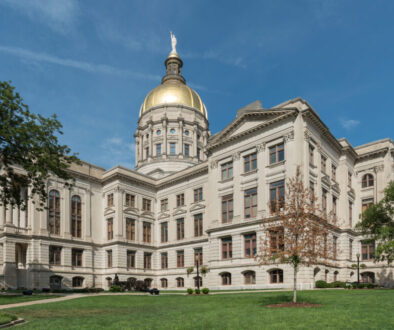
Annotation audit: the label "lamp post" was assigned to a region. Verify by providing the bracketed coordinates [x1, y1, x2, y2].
[195, 255, 200, 291]
[356, 253, 360, 285]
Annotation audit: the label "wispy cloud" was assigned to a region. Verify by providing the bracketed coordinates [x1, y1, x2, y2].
[0, 45, 160, 81]
[183, 50, 245, 68]
[100, 136, 135, 168]
[340, 118, 360, 130]
[0, 0, 79, 34]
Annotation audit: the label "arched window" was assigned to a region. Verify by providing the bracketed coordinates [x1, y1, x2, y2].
[49, 190, 60, 235]
[362, 174, 374, 188]
[325, 269, 329, 282]
[244, 271, 256, 285]
[361, 272, 375, 284]
[221, 272, 231, 285]
[176, 277, 184, 288]
[333, 271, 339, 282]
[269, 269, 283, 284]
[106, 277, 112, 288]
[72, 276, 84, 288]
[161, 278, 168, 288]
[71, 195, 82, 238]
[194, 276, 203, 287]
[313, 267, 320, 279]
[144, 278, 152, 288]
[49, 275, 62, 290]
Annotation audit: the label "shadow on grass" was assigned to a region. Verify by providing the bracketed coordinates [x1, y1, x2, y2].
[258, 293, 322, 307]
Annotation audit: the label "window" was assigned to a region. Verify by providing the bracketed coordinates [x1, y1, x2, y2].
[161, 252, 168, 269]
[49, 246, 61, 265]
[333, 271, 338, 282]
[362, 198, 374, 214]
[221, 161, 233, 180]
[349, 239, 353, 260]
[184, 130, 189, 136]
[176, 193, 185, 207]
[170, 142, 176, 155]
[269, 143, 284, 164]
[244, 188, 257, 219]
[72, 249, 83, 267]
[349, 201, 353, 227]
[197, 148, 201, 160]
[194, 188, 203, 202]
[361, 272, 375, 284]
[48, 190, 60, 235]
[244, 233, 256, 257]
[269, 269, 283, 283]
[348, 171, 352, 187]
[361, 241, 375, 261]
[321, 155, 327, 173]
[143, 222, 151, 243]
[161, 222, 168, 243]
[194, 213, 203, 237]
[160, 198, 168, 212]
[126, 218, 135, 241]
[170, 128, 175, 134]
[322, 189, 327, 214]
[156, 143, 162, 156]
[270, 180, 285, 212]
[310, 181, 315, 205]
[144, 278, 152, 288]
[144, 253, 152, 269]
[72, 277, 84, 288]
[221, 273, 231, 285]
[333, 236, 337, 259]
[176, 218, 184, 240]
[145, 147, 150, 158]
[177, 250, 184, 268]
[107, 250, 112, 268]
[222, 195, 233, 223]
[270, 228, 284, 254]
[156, 129, 161, 135]
[176, 277, 184, 288]
[107, 193, 114, 207]
[333, 197, 337, 216]
[161, 278, 168, 288]
[244, 153, 257, 173]
[222, 237, 232, 259]
[142, 198, 151, 211]
[127, 251, 135, 268]
[71, 195, 82, 238]
[107, 218, 113, 240]
[244, 271, 256, 285]
[194, 248, 203, 266]
[309, 144, 314, 165]
[332, 165, 336, 181]
[362, 174, 374, 188]
[194, 276, 203, 287]
[125, 193, 135, 207]
[184, 144, 190, 157]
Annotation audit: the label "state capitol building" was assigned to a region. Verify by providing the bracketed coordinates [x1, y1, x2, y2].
[1, 42, 393, 290]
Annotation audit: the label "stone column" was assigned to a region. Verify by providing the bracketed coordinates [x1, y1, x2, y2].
[64, 189, 71, 239]
[115, 188, 123, 239]
[139, 134, 144, 162]
[149, 123, 153, 160]
[178, 118, 184, 157]
[193, 124, 198, 159]
[163, 117, 168, 158]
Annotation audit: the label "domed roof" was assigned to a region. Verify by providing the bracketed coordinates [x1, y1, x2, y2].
[139, 51, 207, 119]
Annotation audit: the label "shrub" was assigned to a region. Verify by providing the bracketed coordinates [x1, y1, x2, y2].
[315, 280, 328, 288]
[329, 281, 346, 288]
[202, 288, 209, 294]
[187, 288, 193, 295]
[195, 288, 201, 295]
[186, 267, 194, 276]
[88, 288, 104, 293]
[366, 283, 376, 289]
[109, 285, 122, 292]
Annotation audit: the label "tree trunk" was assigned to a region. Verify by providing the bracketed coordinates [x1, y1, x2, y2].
[293, 265, 298, 303]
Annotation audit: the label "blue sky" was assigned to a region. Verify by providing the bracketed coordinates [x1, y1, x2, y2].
[1, 0, 393, 169]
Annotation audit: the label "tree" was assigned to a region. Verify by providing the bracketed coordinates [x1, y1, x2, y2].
[0, 81, 80, 212]
[357, 181, 394, 264]
[256, 166, 336, 303]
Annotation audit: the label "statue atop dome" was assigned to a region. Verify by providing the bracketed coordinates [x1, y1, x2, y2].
[170, 32, 177, 54]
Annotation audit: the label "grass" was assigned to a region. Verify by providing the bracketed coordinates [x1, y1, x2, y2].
[0, 312, 17, 325]
[5, 290, 394, 329]
[0, 294, 61, 305]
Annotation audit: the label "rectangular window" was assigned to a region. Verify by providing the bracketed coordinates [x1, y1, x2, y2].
[145, 147, 149, 158]
[161, 252, 168, 269]
[270, 228, 284, 254]
[197, 147, 201, 160]
[244, 188, 257, 219]
[349, 201, 353, 227]
[177, 218, 184, 240]
[269, 143, 284, 164]
[349, 239, 353, 260]
[49, 246, 61, 265]
[156, 143, 162, 156]
[321, 155, 327, 173]
[144, 253, 151, 269]
[362, 198, 374, 214]
[348, 171, 352, 187]
[244, 233, 256, 257]
[322, 189, 327, 214]
[143, 222, 151, 243]
[125, 193, 135, 207]
[126, 218, 135, 241]
[177, 250, 184, 268]
[332, 165, 336, 181]
[127, 251, 135, 268]
[71, 196, 82, 238]
[170, 142, 176, 155]
[160, 198, 168, 212]
[107, 218, 113, 240]
[194, 213, 203, 237]
[161, 222, 168, 243]
[270, 180, 285, 212]
[221, 161, 233, 181]
[244, 153, 257, 173]
[361, 241, 375, 261]
[72, 249, 83, 267]
[222, 194, 233, 223]
[107, 250, 112, 268]
[184, 144, 190, 157]
[333, 197, 337, 216]
[107, 193, 114, 207]
[222, 237, 232, 259]
[194, 188, 203, 202]
[333, 236, 337, 259]
[309, 144, 314, 165]
[310, 181, 315, 205]
[142, 198, 151, 211]
[176, 193, 185, 207]
[194, 248, 203, 266]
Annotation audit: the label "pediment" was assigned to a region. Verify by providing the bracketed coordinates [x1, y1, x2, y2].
[140, 211, 154, 219]
[159, 212, 170, 219]
[124, 207, 139, 215]
[172, 208, 187, 216]
[104, 208, 115, 216]
[190, 203, 205, 212]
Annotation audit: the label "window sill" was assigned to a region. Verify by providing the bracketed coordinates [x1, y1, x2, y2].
[219, 177, 233, 184]
[266, 160, 285, 169]
[241, 169, 258, 177]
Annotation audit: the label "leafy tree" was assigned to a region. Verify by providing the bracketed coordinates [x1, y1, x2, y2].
[0, 81, 80, 211]
[256, 166, 336, 303]
[357, 181, 394, 264]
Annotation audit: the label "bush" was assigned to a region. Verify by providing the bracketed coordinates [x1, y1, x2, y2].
[109, 285, 122, 292]
[88, 288, 104, 293]
[315, 280, 328, 288]
[195, 288, 201, 295]
[202, 288, 209, 294]
[329, 281, 346, 288]
[187, 288, 193, 295]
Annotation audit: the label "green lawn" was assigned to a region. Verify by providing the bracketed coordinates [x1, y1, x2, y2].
[6, 290, 394, 329]
[0, 294, 60, 305]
